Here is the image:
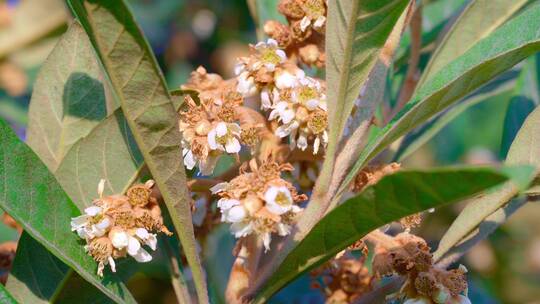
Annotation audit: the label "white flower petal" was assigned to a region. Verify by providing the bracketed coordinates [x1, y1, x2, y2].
[225, 205, 247, 223]
[275, 49, 287, 61]
[210, 182, 228, 194]
[217, 198, 241, 210]
[145, 233, 158, 251]
[305, 99, 319, 110]
[71, 215, 89, 231]
[85, 206, 102, 216]
[313, 136, 321, 155]
[262, 233, 272, 252]
[314, 16, 326, 28]
[207, 129, 218, 150]
[297, 134, 308, 151]
[225, 138, 241, 153]
[111, 230, 129, 249]
[277, 223, 291, 236]
[280, 109, 295, 124]
[135, 228, 149, 240]
[95, 217, 111, 231]
[260, 88, 272, 109]
[127, 236, 142, 256]
[264, 186, 293, 215]
[132, 247, 153, 263]
[267, 39, 278, 47]
[183, 149, 197, 170]
[231, 222, 253, 238]
[108, 256, 116, 273]
[97, 179, 106, 198]
[275, 71, 297, 89]
[216, 122, 228, 137]
[300, 16, 311, 32]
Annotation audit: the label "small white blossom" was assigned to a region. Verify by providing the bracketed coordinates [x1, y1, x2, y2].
[70, 206, 111, 239]
[208, 122, 242, 153]
[264, 186, 294, 215]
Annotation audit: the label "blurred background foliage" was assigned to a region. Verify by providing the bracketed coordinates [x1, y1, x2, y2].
[0, 0, 539, 303]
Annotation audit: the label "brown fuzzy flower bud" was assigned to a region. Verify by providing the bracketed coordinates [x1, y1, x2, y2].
[264, 20, 293, 48]
[127, 181, 154, 207]
[278, 0, 304, 19]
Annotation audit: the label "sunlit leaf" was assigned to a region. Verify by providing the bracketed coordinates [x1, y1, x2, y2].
[340, 3, 540, 196]
[26, 22, 117, 171]
[67, 1, 208, 301]
[418, 0, 530, 87]
[325, 0, 410, 161]
[434, 106, 540, 261]
[500, 55, 540, 157]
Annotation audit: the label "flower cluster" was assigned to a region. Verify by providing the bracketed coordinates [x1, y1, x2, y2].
[310, 244, 372, 303]
[211, 158, 307, 251]
[235, 39, 329, 154]
[372, 233, 471, 304]
[264, 0, 327, 67]
[71, 180, 171, 277]
[179, 67, 245, 175]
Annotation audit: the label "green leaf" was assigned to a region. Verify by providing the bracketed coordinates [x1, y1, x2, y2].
[325, 0, 410, 159]
[501, 55, 540, 158]
[67, 1, 208, 302]
[0, 119, 136, 303]
[395, 69, 519, 161]
[55, 110, 144, 208]
[0, 282, 17, 304]
[418, 0, 530, 87]
[434, 106, 540, 261]
[8, 110, 144, 304]
[0, 0, 67, 58]
[26, 22, 117, 171]
[340, 3, 540, 196]
[254, 167, 510, 303]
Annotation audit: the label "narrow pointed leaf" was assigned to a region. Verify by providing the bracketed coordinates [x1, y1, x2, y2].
[434, 106, 540, 260]
[395, 69, 519, 161]
[255, 167, 510, 303]
[67, 1, 208, 302]
[340, 3, 540, 196]
[418, 0, 530, 87]
[501, 55, 540, 157]
[26, 22, 117, 171]
[0, 119, 135, 303]
[325, 0, 410, 159]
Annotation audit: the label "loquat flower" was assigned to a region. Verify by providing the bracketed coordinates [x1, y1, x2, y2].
[71, 179, 171, 277]
[268, 74, 328, 154]
[211, 158, 306, 251]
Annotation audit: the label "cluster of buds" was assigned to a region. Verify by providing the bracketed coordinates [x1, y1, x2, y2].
[372, 233, 471, 304]
[211, 158, 307, 251]
[264, 0, 327, 67]
[71, 180, 171, 277]
[235, 39, 329, 154]
[351, 162, 401, 193]
[311, 243, 372, 303]
[179, 67, 246, 175]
